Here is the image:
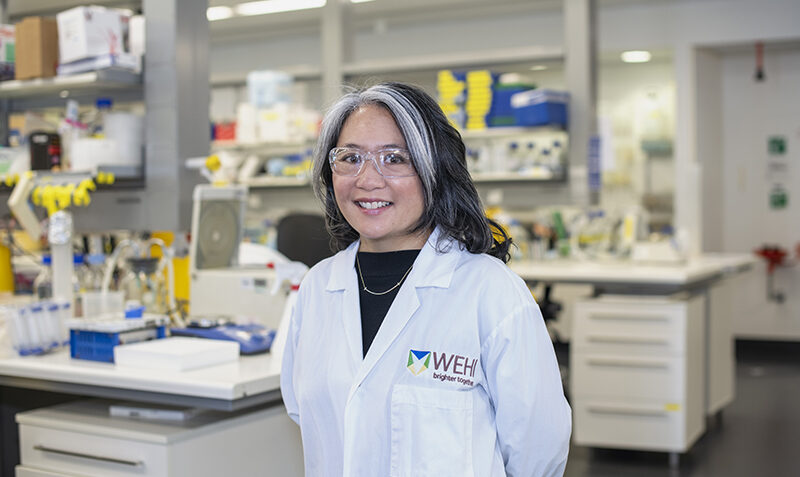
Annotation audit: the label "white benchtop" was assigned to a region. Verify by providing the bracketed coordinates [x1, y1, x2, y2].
[0, 349, 281, 402]
[509, 253, 757, 286]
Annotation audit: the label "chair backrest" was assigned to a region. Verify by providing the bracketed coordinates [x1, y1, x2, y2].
[276, 213, 334, 267]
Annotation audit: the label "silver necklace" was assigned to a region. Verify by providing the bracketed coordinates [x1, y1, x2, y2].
[356, 255, 413, 296]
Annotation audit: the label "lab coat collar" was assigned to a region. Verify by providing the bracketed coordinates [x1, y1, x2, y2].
[324, 226, 461, 292]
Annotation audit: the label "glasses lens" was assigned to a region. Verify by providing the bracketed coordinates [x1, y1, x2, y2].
[379, 150, 416, 177]
[330, 148, 362, 176]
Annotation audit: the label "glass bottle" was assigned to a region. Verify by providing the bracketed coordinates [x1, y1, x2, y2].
[33, 255, 53, 300]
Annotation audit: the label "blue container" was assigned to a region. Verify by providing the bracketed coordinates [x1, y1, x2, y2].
[488, 84, 535, 127]
[70, 325, 167, 363]
[511, 89, 569, 128]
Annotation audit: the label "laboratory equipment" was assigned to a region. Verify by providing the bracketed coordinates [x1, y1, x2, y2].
[170, 320, 276, 355]
[80, 290, 124, 318]
[32, 255, 53, 299]
[189, 185, 294, 328]
[5, 299, 70, 356]
[102, 236, 177, 317]
[68, 313, 169, 363]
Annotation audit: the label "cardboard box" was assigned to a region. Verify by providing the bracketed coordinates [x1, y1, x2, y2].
[57, 6, 124, 65]
[0, 24, 14, 80]
[14, 17, 58, 80]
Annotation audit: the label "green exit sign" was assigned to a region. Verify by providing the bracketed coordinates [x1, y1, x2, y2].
[768, 136, 786, 155]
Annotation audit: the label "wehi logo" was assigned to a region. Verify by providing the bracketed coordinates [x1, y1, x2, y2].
[407, 350, 431, 375]
[407, 349, 478, 386]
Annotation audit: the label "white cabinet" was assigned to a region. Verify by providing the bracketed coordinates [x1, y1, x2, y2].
[571, 295, 705, 453]
[16, 399, 303, 477]
[707, 279, 735, 415]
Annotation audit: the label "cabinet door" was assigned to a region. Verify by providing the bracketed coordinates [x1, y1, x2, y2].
[20, 424, 168, 477]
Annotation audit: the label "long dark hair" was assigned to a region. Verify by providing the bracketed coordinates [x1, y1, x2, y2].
[312, 82, 510, 263]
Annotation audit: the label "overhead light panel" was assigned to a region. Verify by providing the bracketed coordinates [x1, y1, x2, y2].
[621, 50, 652, 63]
[530, 65, 548, 71]
[235, 0, 326, 17]
[207, 6, 234, 21]
[350, 0, 377, 3]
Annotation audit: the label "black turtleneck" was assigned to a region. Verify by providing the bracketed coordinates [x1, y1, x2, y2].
[356, 250, 421, 357]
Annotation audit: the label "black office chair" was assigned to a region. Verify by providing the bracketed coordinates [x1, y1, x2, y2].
[276, 213, 334, 268]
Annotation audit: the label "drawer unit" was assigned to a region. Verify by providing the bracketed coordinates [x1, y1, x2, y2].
[570, 294, 705, 453]
[572, 398, 703, 452]
[571, 297, 688, 356]
[571, 353, 686, 401]
[17, 399, 304, 477]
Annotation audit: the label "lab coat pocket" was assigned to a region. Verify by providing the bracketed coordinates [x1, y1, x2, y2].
[390, 384, 474, 477]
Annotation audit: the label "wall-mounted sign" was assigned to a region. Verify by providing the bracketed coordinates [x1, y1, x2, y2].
[769, 184, 788, 210]
[768, 136, 786, 155]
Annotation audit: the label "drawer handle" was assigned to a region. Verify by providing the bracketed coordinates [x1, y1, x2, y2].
[586, 357, 670, 369]
[34, 445, 143, 467]
[590, 313, 669, 322]
[588, 335, 670, 345]
[588, 405, 668, 417]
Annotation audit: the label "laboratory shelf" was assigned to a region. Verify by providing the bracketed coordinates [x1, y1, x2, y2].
[472, 171, 565, 183]
[343, 45, 563, 76]
[0, 70, 142, 99]
[460, 126, 565, 140]
[210, 64, 322, 86]
[211, 140, 314, 156]
[243, 175, 310, 188]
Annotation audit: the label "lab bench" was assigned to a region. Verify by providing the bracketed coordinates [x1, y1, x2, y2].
[510, 253, 756, 463]
[0, 351, 302, 476]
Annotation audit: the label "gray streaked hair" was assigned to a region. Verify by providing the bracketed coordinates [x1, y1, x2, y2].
[312, 82, 510, 262]
[312, 83, 436, 206]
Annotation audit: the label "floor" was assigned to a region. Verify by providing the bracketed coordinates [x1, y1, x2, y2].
[562, 341, 800, 477]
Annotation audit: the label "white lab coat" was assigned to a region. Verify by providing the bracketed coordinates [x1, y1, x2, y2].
[281, 227, 571, 476]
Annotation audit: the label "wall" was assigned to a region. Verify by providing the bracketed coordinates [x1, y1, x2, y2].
[207, 0, 800, 341]
[721, 47, 800, 339]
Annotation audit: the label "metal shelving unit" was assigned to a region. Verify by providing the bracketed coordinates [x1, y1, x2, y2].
[211, 140, 314, 156]
[243, 176, 310, 189]
[0, 70, 142, 99]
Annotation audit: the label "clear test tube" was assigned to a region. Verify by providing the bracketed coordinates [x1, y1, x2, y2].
[58, 300, 72, 346]
[3, 306, 26, 356]
[27, 304, 50, 353]
[18, 307, 40, 355]
[46, 302, 63, 349]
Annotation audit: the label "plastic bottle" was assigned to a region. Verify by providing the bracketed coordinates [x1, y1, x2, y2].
[505, 141, 520, 172]
[522, 141, 538, 172]
[90, 98, 113, 137]
[550, 140, 565, 175]
[507, 219, 530, 262]
[33, 255, 53, 299]
[83, 254, 106, 291]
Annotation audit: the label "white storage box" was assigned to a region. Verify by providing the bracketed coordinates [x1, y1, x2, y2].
[114, 337, 239, 371]
[57, 6, 125, 65]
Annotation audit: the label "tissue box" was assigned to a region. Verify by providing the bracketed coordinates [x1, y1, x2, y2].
[57, 6, 125, 65]
[511, 89, 569, 128]
[14, 17, 58, 80]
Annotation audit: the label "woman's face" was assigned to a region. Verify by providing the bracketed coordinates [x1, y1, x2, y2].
[332, 104, 429, 252]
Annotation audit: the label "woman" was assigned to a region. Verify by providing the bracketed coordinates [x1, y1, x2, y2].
[281, 82, 571, 476]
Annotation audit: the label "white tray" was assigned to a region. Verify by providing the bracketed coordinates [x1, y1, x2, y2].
[114, 337, 239, 371]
